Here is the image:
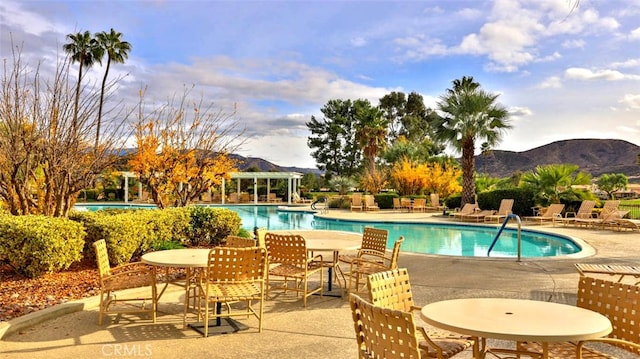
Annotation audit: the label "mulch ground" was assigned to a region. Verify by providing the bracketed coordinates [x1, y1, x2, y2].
[0, 258, 100, 322]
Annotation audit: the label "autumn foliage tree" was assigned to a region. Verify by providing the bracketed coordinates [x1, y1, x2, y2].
[390, 157, 461, 198]
[0, 40, 129, 217]
[129, 87, 244, 209]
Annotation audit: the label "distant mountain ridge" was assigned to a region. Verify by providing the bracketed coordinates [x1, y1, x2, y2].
[474, 139, 640, 178]
[233, 139, 640, 179]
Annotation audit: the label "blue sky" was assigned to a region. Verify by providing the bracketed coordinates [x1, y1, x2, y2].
[1, 0, 639, 168]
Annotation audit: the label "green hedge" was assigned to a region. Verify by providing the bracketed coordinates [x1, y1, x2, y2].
[0, 215, 85, 278]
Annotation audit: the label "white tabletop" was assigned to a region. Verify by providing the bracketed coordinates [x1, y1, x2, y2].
[420, 298, 612, 342]
[269, 229, 362, 252]
[142, 248, 210, 268]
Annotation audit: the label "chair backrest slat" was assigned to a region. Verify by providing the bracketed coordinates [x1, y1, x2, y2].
[350, 293, 421, 358]
[93, 239, 111, 281]
[577, 276, 640, 354]
[225, 235, 257, 248]
[360, 227, 389, 255]
[264, 233, 308, 266]
[367, 268, 414, 312]
[207, 246, 266, 283]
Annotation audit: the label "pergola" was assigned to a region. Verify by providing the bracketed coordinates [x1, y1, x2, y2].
[222, 172, 304, 205]
[121, 171, 305, 205]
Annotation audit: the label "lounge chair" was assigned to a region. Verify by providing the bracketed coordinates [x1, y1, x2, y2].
[426, 193, 445, 212]
[484, 199, 514, 223]
[460, 209, 495, 222]
[575, 263, 640, 285]
[559, 200, 596, 226]
[350, 193, 363, 211]
[451, 203, 479, 220]
[267, 192, 282, 203]
[400, 197, 412, 212]
[522, 203, 565, 224]
[574, 200, 620, 228]
[292, 192, 311, 204]
[363, 194, 379, 211]
[392, 197, 402, 211]
[410, 198, 426, 212]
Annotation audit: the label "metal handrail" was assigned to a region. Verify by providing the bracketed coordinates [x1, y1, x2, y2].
[487, 214, 522, 262]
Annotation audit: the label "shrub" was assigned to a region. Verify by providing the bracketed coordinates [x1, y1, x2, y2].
[0, 215, 85, 278]
[477, 188, 535, 217]
[373, 193, 397, 209]
[187, 206, 242, 246]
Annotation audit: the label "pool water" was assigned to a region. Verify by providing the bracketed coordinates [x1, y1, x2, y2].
[76, 204, 581, 258]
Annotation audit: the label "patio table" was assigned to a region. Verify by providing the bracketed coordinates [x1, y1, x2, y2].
[420, 297, 612, 359]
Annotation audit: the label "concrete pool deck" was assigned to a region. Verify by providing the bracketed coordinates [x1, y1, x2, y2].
[1, 209, 639, 358]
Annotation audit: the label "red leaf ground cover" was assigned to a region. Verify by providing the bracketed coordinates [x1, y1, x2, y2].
[0, 259, 100, 322]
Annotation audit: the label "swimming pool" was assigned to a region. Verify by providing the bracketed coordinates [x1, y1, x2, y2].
[75, 204, 581, 258]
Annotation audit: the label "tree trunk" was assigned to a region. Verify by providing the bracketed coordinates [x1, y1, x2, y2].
[461, 137, 476, 206]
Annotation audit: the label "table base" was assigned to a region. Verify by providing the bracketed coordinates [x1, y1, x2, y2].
[188, 318, 250, 337]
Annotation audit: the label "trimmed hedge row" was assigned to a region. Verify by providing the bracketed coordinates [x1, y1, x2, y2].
[1, 206, 242, 277]
[0, 215, 85, 278]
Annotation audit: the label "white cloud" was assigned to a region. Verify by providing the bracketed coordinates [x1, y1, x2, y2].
[537, 76, 562, 89]
[630, 27, 640, 40]
[456, 8, 482, 20]
[562, 39, 585, 49]
[565, 67, 640, 81]
[350, 37, 367, 47]
[508, 106, 533, 117]
[620, 93, 640, 110]
[610, 58, 640, 68]
[393, 35, 448, 62]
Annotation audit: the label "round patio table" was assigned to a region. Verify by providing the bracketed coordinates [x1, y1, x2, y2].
[420, 298, 612, 359]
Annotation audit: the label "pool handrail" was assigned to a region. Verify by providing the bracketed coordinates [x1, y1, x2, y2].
[488, 214, 522, 261]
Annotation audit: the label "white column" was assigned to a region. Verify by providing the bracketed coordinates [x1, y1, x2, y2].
[253, 176, 258, 204]
[221, 179, 226, 204]
[124, 175, 129, 203]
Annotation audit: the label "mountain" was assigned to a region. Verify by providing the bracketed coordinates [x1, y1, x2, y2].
[475, 139, 640, 178]
[214, 139, 640, 179]
[231, 154, 322, 175]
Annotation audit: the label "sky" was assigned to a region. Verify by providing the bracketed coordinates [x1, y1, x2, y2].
[1, 0, 639, 169]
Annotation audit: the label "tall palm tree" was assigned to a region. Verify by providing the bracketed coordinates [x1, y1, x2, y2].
[435, 76, 511, 206]
[354, 99, 389, 171]
[63, 31, 103, 133]
[95, 29, 131, 149]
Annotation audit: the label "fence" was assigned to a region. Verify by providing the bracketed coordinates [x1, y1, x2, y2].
[621, 204, 640, 220]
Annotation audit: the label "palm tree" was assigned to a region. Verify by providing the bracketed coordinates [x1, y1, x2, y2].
[520, 164, 592, 205]
[95, 29, 131, 149]
[435, 76, 511, 206]
[63, 31, 103, 133]
[354, 99, 389, 171]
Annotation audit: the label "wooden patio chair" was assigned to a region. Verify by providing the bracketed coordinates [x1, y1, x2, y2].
[198, 246, 267, 337]
[401, 197, 413, 212]
[367, 268, 475, 359]
[484, 199, 514, 223]
[93, 239, 157, 325]
[264, 233, 323, 307]
[393, 197, 402, 211]
[346, 236, 404, 296]
[336, 227, 389, 288]
[349, 293, 423, 359]
[518, 276, 640, 358]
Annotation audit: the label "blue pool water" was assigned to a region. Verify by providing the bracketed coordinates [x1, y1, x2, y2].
[75, 204, 581, 258]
